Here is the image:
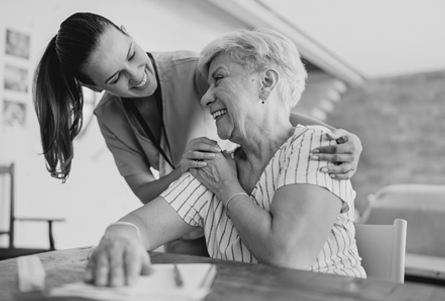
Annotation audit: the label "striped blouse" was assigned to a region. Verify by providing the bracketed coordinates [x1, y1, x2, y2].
[160, 125, 366, 278]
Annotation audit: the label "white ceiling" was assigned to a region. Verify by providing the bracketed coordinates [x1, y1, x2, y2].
[259, 0, 445, 78]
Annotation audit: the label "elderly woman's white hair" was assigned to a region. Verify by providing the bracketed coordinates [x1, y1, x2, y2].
[198, 27, 308, 109]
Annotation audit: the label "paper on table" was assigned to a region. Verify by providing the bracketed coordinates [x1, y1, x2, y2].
[17, 255, 46, 292]
[49, 263, 216, 301]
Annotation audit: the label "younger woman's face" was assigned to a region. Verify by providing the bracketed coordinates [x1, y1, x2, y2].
[83, 26, 157, 98]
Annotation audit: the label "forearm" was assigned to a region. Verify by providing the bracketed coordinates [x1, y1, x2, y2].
[227, 197, 275, 260]
[290, 112, 334, 130]
[126, 168, 183, 204]
[106, 195, 194, 252]
[222, 189, 292, 267]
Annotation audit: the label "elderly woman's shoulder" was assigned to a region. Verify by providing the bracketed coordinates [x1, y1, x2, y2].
[287, 125, 332, 148]
[294, 124, 332, 136]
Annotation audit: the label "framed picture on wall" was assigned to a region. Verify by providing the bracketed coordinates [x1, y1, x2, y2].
[5, 28, 30, 60]
[2, 99, 26, 128]
[4, 64, 28, 93]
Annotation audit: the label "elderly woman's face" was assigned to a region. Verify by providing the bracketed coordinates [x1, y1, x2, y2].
[83, 26, 157, 98]
[201, 54, 262, 141]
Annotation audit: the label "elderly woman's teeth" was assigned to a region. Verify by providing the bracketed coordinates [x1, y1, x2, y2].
[212, 109, 227, 120]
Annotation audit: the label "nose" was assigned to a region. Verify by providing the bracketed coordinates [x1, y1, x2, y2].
[201, 87, 215, 107]
[126, 63, 142, 85]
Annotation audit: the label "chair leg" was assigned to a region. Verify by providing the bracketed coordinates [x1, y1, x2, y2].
[48, 221, 55, 250]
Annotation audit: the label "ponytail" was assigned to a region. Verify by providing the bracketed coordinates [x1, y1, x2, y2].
[33, 12, 119, 181]
[33, 35, 84, 182]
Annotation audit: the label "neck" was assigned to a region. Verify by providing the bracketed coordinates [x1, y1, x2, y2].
[236, 115, 294, 169]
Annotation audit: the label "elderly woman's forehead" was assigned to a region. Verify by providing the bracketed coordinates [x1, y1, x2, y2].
[210, 53, 230, 65]
[209, 53, 244, 71]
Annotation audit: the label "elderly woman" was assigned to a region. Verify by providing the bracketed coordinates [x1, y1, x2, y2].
[85, 28, 366, 287]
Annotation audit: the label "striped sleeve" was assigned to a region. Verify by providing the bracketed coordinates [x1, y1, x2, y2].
[160, 172, 211, 227]
[277, 126, 355, 213]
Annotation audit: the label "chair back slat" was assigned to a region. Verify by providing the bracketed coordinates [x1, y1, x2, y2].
[355, 219, 407, 283]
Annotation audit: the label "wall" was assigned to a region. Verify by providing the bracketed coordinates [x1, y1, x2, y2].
[0, 0, 245, 249]
[262, 0, 445, 78]
[326, 70, 445, 214]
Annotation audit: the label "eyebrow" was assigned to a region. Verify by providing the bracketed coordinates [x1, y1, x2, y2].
[104, 42, 133, 84]
[210, 66, 223, 81]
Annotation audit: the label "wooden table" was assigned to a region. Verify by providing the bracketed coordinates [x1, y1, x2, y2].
[1, 247, 445, 301]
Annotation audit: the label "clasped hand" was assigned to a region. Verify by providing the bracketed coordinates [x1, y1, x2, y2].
[178, 137, 223, 173]
[189, 149, 238, 197]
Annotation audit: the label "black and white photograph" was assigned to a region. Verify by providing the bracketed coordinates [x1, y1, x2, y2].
[2, 99, 26, 128]
[1, 1, 445, 300]
[3, 64, 28, 93]
[5, 28, 30, 59]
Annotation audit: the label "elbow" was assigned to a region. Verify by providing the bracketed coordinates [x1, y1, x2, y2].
[262, 241, 312, 271]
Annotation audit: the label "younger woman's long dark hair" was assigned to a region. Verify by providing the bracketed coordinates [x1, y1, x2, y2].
[33, 12, 120, 181]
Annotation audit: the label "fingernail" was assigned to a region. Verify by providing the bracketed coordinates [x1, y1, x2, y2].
[311, 149, 320, 153]
[330, 174, 336, 179]
[320, 167, 328, 173]
[215, 145, 222, 151]
[310, 155, 319, 160]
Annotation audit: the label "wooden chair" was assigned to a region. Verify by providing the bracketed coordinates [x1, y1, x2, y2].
[362, 184, 445, 257]
[355, 219, 407, 283]
[0, 163, 65, 260]
[360, 184, 445, 285]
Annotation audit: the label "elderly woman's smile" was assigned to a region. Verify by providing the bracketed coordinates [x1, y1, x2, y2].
[211, 109, 227, 120]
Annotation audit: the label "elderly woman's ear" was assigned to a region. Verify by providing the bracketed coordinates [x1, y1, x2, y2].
[259, 68, 279, 102]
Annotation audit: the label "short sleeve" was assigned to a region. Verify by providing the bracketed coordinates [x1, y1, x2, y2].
[277, 126, 355, 213]
[98, 120, 153, 176]
[94, 93, 157, 178]
[160, 172, 212, 227]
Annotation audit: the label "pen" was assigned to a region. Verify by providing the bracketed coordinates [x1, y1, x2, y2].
[173, 264, 183, 287]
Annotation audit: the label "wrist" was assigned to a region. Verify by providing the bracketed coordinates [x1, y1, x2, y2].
[173, 165, 184, 178]
[225, 192, 248, 208]
[105, 222, 140, 241]
[219, 181, 243, 201]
